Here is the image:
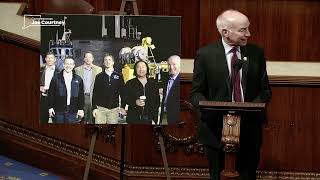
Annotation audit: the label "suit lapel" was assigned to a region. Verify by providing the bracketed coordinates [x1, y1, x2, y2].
[240, 46, 248, 98]
[170, 75, 180, 97]
[58, 72, 67, 96]
[91, 66, 98, 82]
[163, 74, 179, 101]
[79, 66, 84, 77]
[217, 41, 231, 96]
[71, 73, 80, 97]
[40, 66, 46, 85]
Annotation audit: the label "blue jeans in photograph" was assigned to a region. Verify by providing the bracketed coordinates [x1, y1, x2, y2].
[53, 112, 78, 124]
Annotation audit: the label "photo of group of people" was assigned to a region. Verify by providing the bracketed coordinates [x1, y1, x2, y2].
[40, 14, 181, 125]
[40, 52, 180, 124]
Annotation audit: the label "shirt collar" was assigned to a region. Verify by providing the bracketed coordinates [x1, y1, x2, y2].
[222, 38, 240, 55]
[169, 73, 179, 80]
[46, 65, 55, 70]
[63, 71, 73, 78]
[84, 65, 93, 70]
[105, 68, 114, 74]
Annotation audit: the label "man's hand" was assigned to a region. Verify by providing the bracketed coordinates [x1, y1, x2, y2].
[48, 108, 55, 117]
[92, 109, 97, 118]
[77, 110, 84, 118]
[120, 107, 127, 115]
[40, 86, 46, 93]
[136, 99, 145, 107]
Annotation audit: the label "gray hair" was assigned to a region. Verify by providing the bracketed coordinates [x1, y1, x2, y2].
[167, 55, 181, 63]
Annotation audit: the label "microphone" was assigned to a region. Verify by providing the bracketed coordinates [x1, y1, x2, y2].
[233, 59, 244, 72]
[231, 59, 244, 101]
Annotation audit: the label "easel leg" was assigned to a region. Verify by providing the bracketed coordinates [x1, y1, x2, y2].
[83, 129, 98, 180]
[158, 132, 171, 180]
[120, 125, 126, 180]
[120, 0, 139, 15]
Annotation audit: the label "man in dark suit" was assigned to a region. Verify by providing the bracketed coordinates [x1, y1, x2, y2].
[160, 55, 180, 125]
[40, 52, 59, 123]
[190, 10, 272, 180]
[48, 57, 85, 123]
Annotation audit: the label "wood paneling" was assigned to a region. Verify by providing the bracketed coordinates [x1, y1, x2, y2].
[139, 0, 200, 58]
[26, 0, 199, 58]
[0, 129, 119, 180]
[6, 0, 320, 60]
[0, 39, 123, 160]
[261, 86, 320, 171]
[199, 0, 320, 61]
[21, 0, 320, 60]
[2, 0, 320, 179]
[179, 81, 320, 171]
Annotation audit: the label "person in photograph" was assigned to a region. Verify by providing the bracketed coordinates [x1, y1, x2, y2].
[92, 54, 125, 124]
[40, 52, 60, 123]
[55, 55, 65, 72]
[160, 55, 180, 125]
[190, 9, 272, 180]
[40, 55, 43, 66]
[75, 51, 102, 124]
[48, 57, 85, 123]
[122, 60, 160, 124]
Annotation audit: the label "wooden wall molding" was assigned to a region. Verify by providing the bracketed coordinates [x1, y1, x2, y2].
[180, 59, 320, 86]
[161, 100, 205, 154]
[0, 30, 40, 51]
[1, 119, 320, 179]
[124, 165, 208, 179]
[0, 119, 119, 172]
[269, 75, 320, 86]
[0, 118, 209, 179]
[257, 171, 320, 180]
[181, 73, 320, 86]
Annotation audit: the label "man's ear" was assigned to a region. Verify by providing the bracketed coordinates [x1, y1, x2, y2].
[222, 29, 228, 37]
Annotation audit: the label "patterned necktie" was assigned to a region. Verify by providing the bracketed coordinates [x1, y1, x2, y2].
[230, 47, 241, 102]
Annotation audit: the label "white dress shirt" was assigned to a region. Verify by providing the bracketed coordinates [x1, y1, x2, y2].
[63, 71, 73, 105]
[221, 38, 244, 102]
[44, 65, 55, 90]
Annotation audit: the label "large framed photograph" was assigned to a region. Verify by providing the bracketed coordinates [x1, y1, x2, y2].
[40, 14, 181, 125]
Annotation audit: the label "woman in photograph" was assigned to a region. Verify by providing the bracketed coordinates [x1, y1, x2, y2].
[122, 60, 160, 124]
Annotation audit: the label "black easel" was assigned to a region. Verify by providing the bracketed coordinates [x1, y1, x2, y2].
[120, 124, 126, 180]
[83, 125, 99, 180]
[84, 1, 171, 179]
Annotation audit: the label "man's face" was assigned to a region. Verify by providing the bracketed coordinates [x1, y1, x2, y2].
[45, 54, 56, 66]
[168, 58, 180, 76]
[84, 53, 94, 65]
[104, 56, 114, 69]
[64, 58, 75, 73]
[224, 18, 251, 46]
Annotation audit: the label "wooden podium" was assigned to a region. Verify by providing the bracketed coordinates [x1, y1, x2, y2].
[199, 101, 265, 180]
